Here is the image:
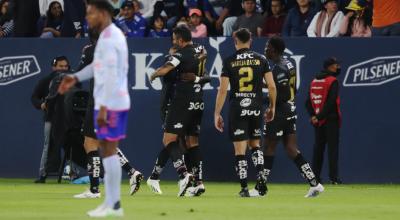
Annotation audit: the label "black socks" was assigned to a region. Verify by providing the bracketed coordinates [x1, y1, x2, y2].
[251, 148, 265, 180]
[117, 148, 136, 177]
[294, 153, 318, 187]
[186, 146, 203, 183]
[150, 147, 170, 180]
[167, 141, 188, 179]
[235, 155, 248, 190]
[87, 150, 101, 193]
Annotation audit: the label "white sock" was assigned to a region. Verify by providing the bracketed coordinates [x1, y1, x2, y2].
[102, 154, 122, 208]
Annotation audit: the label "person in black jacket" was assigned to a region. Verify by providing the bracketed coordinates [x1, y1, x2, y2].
[11, 0, 40, 37]
[305, 57, 342, 184]
[31, 56, 70, 183]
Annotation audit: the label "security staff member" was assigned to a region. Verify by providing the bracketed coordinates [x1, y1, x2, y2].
[31, 56, 70, 183]
[305, 57, 342, 184]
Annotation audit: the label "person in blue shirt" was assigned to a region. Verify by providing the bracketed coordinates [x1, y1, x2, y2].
[149, 15, 171, 38]
[282, 0, 318, 36]
[117, 0, 146, 37]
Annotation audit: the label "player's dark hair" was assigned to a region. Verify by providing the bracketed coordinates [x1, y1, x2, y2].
[172, 26, 192, 42]
[52, 56, 69, 67]
[268, 36, 285, 55]
[234, 28, 251, 44]
[87, 0, 114, 17]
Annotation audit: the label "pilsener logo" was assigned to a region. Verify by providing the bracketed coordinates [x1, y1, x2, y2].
[343, 56, 400, 87]
[0, 55, 41, 86]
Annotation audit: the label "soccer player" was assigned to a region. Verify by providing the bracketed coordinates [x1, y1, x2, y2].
[149, 26, 204, 197]
[147, 42, 209, 197]
[260, 36, 324, 198]
[72, 30, 143, 199]
[214, 28, 277, 197]
[58, 0, 130, 217]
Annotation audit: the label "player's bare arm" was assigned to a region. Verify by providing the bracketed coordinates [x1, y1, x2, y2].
[150, 63, 175, 82]
[214, 76, 229, 132]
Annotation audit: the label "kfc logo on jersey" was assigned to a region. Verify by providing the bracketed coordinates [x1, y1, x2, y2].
[236, 53, 254, 60]
[240, 98, 252, 107]
[0, 55, 41, 86]
[344, 56, 400, 87]
[240, 110, 261, 117]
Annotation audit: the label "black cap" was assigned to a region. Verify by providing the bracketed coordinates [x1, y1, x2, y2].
[322, 0, 337, 5]
[121, 0, 133, 9]
[323, 57, 339, 69]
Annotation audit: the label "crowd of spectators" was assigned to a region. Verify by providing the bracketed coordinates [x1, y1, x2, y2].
[0, 0, 399, 38]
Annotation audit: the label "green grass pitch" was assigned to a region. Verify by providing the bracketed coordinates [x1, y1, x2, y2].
[0, 178, 399, 220]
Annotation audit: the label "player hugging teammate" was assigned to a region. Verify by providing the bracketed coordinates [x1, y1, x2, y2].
[149, 26, 210, 197]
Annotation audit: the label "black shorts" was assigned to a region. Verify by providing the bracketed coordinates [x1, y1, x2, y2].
[164, 99, 204, 136]
[83, 104, 97, 139]
[228, 105, 263, 142]
[263, 116, 297, 140]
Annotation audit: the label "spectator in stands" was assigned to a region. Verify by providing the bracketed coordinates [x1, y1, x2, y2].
[117, 0, 147, 37]
[39, 0, 64, 17]
[189, 8, 207, 38]
[39, 1, 64, 38]
[149, 15, 171, 37]
[282, 0, 318, 36]
[0, 0, 13, 37]
[307, 0, 344, 37]
[31, 56, 70, 184]
[186, 0, 219, 35]
[186, 0, 219, 23]
[215, 0, 243, 36]
[232, 0, 264, 37]
[116, 2, 128, 21]
[369, 0, 400, 36]
[60, 0, 85, 38]
[339, 0, 371, 37]
[12, 0, 40, 37]
[153, 0, 185, 30]
[139, 0, 157, 19]
[261, 0, 286, 37]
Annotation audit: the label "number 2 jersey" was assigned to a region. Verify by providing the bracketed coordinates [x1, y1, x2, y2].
[222, 48, 270, 110]
[221, 48, 271, 141]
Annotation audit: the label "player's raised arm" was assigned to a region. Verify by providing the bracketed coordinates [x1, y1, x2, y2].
[214, 76, 229, 132]
[264, 71, 276, 122]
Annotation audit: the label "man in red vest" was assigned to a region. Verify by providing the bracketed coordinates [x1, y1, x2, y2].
[306, 57, 342, 184]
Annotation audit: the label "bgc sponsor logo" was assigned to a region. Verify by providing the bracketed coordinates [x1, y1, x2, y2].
[343, 56, 400, 87]
[0, 55, 41, 86]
